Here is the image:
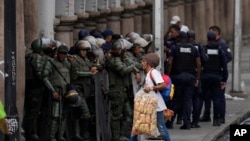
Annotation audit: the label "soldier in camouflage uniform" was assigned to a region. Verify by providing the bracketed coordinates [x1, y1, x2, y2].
[23, 38, 45, 141]
[106, 40, 140, 141]
[70, 40, 98, 141]
[42, 45, 71, 141]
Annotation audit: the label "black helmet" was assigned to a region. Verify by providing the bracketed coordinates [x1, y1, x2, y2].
[187, 30, 195, 38]
[64, 90, 81, 107]
[31, 39, 43, 53]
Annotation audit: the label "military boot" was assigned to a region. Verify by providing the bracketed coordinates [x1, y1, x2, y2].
[72, 120, 84, 141]
[57, 120, 66, 141]
[49, 120, 58, 141]
[81, 119, 90, 140]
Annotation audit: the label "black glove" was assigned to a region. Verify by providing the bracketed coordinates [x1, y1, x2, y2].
[4, 134, 10, 141]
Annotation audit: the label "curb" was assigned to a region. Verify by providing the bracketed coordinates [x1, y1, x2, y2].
[202, 105, 250, 141]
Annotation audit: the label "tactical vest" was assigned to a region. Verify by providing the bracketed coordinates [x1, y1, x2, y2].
[172, 43, 196, 74]
[25, 53, 44, 87]
[71, 55, 92, 82]
[49, 58, 71, 88]
[202, 44, 222, 74]
[107, 57, 127, 87]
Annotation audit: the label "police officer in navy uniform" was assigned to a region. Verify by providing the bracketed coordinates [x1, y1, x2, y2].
[187, 31, 208, 128]
[200, 32, 228, 126]
[167, 31, 201, 129]
[200, 26, 232, 123]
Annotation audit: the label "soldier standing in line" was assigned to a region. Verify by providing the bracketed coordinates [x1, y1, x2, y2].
[70, 40, 98, 141]
[167, 31, 201, 129]
[23, 38, 45, 141]
[42, 45, 71, 141]
[106, 40, 140, 141]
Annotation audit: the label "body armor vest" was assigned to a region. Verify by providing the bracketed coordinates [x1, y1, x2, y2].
[107, 57, 127, 87]
[203, 44, 222, 74]
[25, 53, 44, 88]
[71, 55, 92, 82]
[172, 43, 196, 74]
[49, 58, 71, 88]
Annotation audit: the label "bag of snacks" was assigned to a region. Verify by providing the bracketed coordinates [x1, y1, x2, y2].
[131, 89, 158, 137]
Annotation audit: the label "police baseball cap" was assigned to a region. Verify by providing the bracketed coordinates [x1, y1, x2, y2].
[207, 31, 216, 41]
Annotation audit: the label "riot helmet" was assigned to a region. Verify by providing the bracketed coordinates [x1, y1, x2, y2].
[31, 38, 43, 53]
[57, 45, 69, 54]
[111, 39, 123, 56]
[64, 90, 81, 107]
[76, 40, 91, 50]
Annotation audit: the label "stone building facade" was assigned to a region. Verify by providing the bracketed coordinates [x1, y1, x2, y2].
[0, 0, 250, 125]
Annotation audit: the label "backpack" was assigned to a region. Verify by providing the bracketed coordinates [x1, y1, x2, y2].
[149, 70, 175, 102]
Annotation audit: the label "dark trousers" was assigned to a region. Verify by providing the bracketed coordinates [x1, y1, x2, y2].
[219, 88, 226, 119]
[192, 83, 202, 123]
[201, 74, 221, 119]
[171, 73, 195, 126]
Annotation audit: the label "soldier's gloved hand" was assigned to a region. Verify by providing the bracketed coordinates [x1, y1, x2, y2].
[52, 91, 60, 100]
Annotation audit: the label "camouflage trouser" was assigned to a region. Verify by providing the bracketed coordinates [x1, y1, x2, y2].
[108, 87, 133, 141]
[23, 86, 44, 138]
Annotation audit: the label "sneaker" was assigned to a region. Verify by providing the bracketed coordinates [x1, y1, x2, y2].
[119, 136, 129, 141]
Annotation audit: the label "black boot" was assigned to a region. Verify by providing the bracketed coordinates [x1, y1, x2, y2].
[213, 119, 221, 126]
[199, 116, 211, 122]
[72, 120, 84, 141]
[58, 120, 66, 141]
[48, 120, 58, 141]
[191, 121, 201, 128]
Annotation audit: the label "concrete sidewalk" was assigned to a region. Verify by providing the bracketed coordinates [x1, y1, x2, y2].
[168, 96, 250, 141]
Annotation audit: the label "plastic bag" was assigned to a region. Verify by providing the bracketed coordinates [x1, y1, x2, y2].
[131, 89, 158, 137]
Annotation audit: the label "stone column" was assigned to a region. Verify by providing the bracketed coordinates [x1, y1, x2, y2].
[224, 0, 234, 42]
[121, 1, 137, 36]
[24, 0, 39, 53]
[97, 0, 111, 31]
[178, 0, 185, 25]
[194, 0, 206, 44]
[74, 0, 89, 42]
[185, 0, 194, 30]
[55, 0, 77, 47]
[133, 0, 145, 34]
[213, 0, 220, 27]
[16, 0, 26, 122]
[107, 0, 124, 34]
[205, 0, 214, 29]
[164, 0, 169, 33]
[38, 0, 55, 39]
[141, 0, 153, 34]
[167, 0, 179, 26]
[219, 0, 226, 40]
[85, 0, 100, 31]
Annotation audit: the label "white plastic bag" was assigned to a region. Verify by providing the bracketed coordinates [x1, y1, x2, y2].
[132, 89, 158, 137]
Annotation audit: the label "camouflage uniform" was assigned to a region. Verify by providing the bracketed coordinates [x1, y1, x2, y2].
[42, 45, 71, 141]
[23, 39, 45, 141]
[70, 40, 96, 141]
[106, 40, 137, 141]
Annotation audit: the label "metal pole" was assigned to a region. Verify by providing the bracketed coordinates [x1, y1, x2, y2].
[4, 0, 20, 140]
[232, 0, 242, 92]
[153, 0, 164, 73]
